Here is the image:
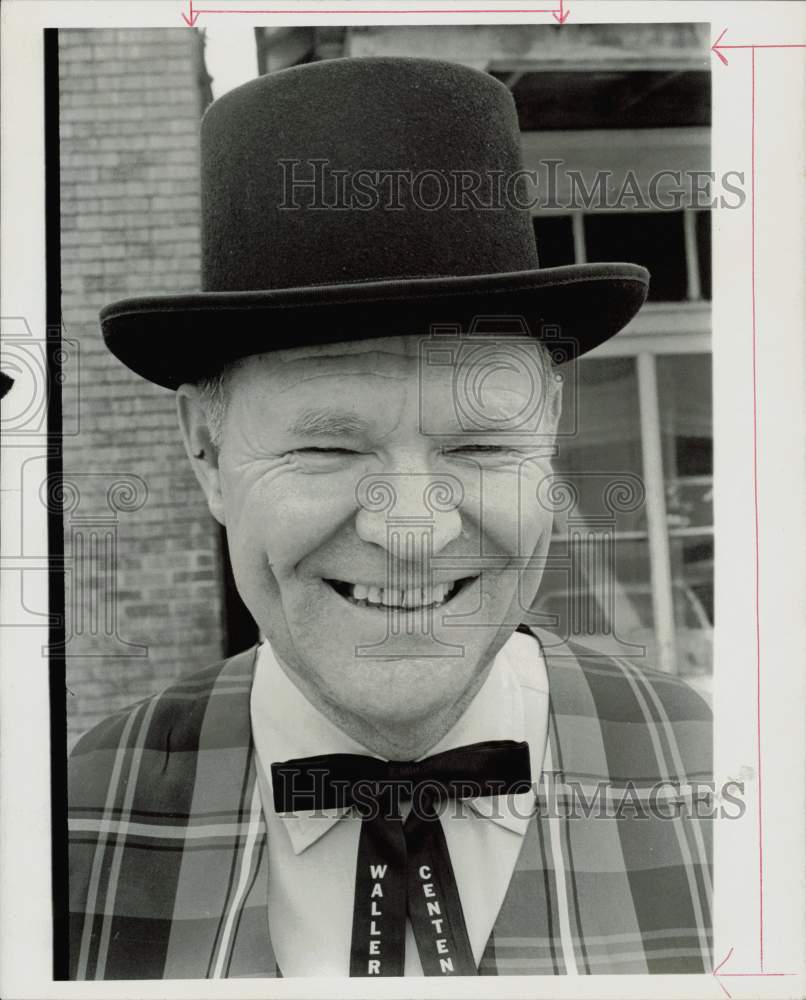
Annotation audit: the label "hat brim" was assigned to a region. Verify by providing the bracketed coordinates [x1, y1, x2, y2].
[100, 262, 649, 390]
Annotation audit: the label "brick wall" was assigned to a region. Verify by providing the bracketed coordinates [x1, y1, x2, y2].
[59, 29, 225, 748]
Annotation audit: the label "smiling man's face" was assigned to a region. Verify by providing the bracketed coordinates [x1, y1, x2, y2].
[178, 333, 562, 757]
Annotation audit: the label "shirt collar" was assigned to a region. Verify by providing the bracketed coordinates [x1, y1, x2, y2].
[250, 632, 549, 855]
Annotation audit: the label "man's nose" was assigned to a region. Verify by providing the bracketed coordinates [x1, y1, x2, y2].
[354, 472, 463, 556]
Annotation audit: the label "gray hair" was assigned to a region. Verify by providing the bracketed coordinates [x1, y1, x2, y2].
[194, 366, 234, 447]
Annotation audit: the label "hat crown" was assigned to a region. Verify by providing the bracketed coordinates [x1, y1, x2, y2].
[200, 57, 538, 292]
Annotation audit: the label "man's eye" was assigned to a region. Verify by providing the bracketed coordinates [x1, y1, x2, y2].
[295, 447, 360, 456]
[442, 445, 510, 455]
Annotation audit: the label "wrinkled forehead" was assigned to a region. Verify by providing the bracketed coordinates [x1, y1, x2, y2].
[227, 332, 541, 398]
[232, 334, 423, 395]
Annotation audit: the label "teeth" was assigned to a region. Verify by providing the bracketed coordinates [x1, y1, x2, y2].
[346, 581, 458, 609]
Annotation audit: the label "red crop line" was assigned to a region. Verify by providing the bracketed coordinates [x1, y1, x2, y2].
[720, 973, 797, 978]
[193, 6, 563, 11]
[750, 45, 764, 976]
[719, 43, 806, 50]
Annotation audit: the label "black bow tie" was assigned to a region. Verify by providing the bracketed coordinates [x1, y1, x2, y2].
[271, 740, 532, 977]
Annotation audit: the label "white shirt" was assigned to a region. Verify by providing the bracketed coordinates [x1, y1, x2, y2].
[250, 630, 549, 977]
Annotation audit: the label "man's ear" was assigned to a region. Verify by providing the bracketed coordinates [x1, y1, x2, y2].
[176, 384, 226, 525]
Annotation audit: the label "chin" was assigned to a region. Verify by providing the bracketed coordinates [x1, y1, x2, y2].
[254, 574, 517, 738]
[319, 647, 490, 730]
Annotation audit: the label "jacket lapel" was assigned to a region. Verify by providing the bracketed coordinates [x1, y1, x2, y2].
[483, 630, 712, 975]
[161, 647, 276, 979]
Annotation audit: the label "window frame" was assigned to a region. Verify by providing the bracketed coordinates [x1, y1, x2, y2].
[568, 314, 711, 677]
[532, 189, 712, 674]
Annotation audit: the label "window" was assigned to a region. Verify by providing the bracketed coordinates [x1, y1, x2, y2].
[534, 352, 713, 696]
[533, 208, 711, 302]
[531, 195, 713, 694]
[491, 69, 711, 131]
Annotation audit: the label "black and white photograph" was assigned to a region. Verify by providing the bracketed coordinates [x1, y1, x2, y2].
[60, 21, 716, 980]
[1, 4, 804, 996]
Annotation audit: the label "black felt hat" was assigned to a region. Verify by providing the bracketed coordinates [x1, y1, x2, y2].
[101, 56, 649, 389]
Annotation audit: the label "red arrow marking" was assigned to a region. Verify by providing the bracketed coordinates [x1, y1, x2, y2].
[196, 7, 561, 10]
[182, 1, 567, 20]
[711, 27, 730, 65]
[712, 948, 797, 1000]
[712, 27, 806, 65]
[712, 946, 734, 997]
[552, 0, 569, 24]
[181, 0, 200, 25]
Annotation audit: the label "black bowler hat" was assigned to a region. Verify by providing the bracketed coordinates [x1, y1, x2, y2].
[101, 57, 649, 389]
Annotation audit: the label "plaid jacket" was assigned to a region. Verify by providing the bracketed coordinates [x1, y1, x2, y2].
[68, 630, 713, 979]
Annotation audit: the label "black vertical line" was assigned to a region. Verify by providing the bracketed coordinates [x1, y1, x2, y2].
[45, 27, 69, 982]
[220, 524, 259, 656]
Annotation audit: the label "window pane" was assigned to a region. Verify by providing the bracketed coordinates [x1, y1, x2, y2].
[501, 70, 711, 131]
[533, 215, 575, 267]
[696, 210, 712, 300]
[658, 354, 714, 696]
[533, 357, 657, 666]
[553, 357, 645, 534]
[584, 211, 687, 301]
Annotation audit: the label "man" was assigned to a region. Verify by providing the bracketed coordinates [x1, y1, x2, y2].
[68, 56, 712, 979]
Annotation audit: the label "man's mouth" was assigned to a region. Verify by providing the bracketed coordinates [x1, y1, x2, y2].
[324, 577, 477, 611]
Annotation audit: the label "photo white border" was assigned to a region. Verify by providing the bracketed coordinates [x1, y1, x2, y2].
[1, 2, 804, 998]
